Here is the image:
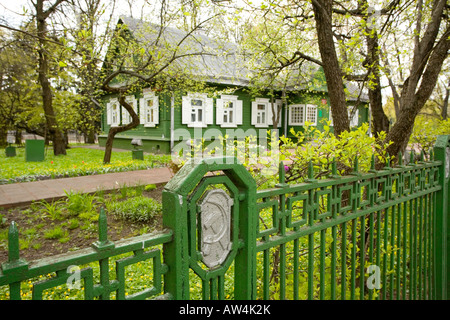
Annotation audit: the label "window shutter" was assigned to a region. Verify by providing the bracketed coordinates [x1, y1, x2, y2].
[276, 100, 282, 127]
[268, 102, 273, 126]
[236, 99, 243, 125]
[106, 102, 112, 125]
[251, 101, 258, 126]
[154, 96, 159, 125]
[139, 98, 146, 124]
[181, 95, 190, 125]
[121, 103, 129, 125]
[205, 97, 213, 125]
[216, 98, 224, 125]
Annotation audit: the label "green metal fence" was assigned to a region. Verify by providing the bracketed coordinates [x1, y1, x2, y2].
[1, 135, 449, 300]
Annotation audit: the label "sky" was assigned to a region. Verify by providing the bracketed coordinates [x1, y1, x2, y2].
[0, 0, 149, 29]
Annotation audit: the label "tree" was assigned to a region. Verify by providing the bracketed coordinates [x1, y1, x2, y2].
[99, 1, 226, 163]
[238, 0, 449, 159]
[59, 0, 118, 144]
[0, 24, 82, 147]
[34, 0, 68, 155]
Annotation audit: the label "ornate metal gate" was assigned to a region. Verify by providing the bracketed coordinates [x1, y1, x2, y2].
[162, 157, 257, 300]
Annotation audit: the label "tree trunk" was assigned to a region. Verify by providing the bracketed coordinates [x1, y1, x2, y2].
[366, 28, 390, 137]
[103, 96, 140, 163]
[442, 80, 449, 120]
[36, 0, 66, 156]
[312, 0, 350, 136]
[386, 24, 450, 157]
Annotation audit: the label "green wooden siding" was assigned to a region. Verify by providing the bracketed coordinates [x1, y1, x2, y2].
[99, 85, 369, 154]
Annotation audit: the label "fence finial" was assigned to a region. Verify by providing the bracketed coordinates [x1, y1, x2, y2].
[8, 221, 20, 262]
[1, 221, 29, 277]
[92, 208, 115, 251]
[306, 160, 317, 182]
[276, 161, 288, 188]
[331, 158, 338, 178]
[370, 154, 376, 171]
[353, 155, 359, 173]
[308, 160, 313, 179]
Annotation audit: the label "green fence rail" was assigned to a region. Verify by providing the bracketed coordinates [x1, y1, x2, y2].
[0, 209, 172, 300]
[1, 135, 449, 300]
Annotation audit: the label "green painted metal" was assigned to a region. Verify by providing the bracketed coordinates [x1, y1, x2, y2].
[131, 149, 144, 160]
[0, 208, 172, 300]
[1, 136, 449, 300]
[5, 146, 16, 157]
[24, 139, 45, 162]
[162, 157, 257, 300]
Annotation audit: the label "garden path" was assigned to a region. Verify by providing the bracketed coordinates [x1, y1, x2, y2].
[0, 167, 172, 208]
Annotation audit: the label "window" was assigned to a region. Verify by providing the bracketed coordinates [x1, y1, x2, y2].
[349, 108, 359, 127]
[112, 103, 119, 125]
[329, 107, 359, 127]
[139, 92, 159, 127]
[122, 95, 137, 125]
[147, 99, 155, 123]
[288, 104, 317, 126]
[251, 98, 269, 127]
[256, 104, 266, 125]
[182, 93, 213, 127]
[251, 98, 282, 128]
[191, 99, 203, 123]
[288, 105, 305, 125]
[329, 107, 333, 126]
[106, 98, 120, 127]
[305, 104, 317, 124]
[216, 95, 243, 127]
[223, 101, 233, 124]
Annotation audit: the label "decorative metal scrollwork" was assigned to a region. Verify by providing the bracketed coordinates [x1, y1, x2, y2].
[199, 189, 233, 268]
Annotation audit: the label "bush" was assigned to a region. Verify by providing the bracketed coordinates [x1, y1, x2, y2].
[107, 196, 162, 223]
[409, 116, 450, 158]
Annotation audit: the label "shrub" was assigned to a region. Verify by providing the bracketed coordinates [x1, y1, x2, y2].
[144, 184, 156, 191]
[409, 116, 450, 158]
[107, 196, 162, 223]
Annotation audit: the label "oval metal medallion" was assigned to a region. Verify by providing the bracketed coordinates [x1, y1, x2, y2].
[199, 189, 233, 268]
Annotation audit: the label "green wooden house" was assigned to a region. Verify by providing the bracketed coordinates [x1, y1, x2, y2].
[99, 17, 369, 155]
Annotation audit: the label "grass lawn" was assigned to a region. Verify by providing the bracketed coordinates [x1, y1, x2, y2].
[0, 145, 171, 184]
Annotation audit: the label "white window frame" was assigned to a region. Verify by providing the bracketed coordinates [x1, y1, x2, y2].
[349, 108, 359, 127]
[251, 98, 269, 128]
[181, 93, 213, 128]
[305, 104, 318, 125]
[329, 107, 359, 127]
[252, 98, 283, 128]
[216, 95, 243, 128]
[329, 107, 334, 126]
[122, 95, 137, 125]
[139, 92, 159, 127]
[107, 98, 120, 127]
[288, 104, 305, 125]
[288, 104, 317, 126]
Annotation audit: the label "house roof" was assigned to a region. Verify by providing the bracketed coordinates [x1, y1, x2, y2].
[118, 16, 251, 87]
[116, 16, 368, 102]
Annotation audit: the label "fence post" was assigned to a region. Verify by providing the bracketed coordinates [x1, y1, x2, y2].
[433, 135, 450, 300]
